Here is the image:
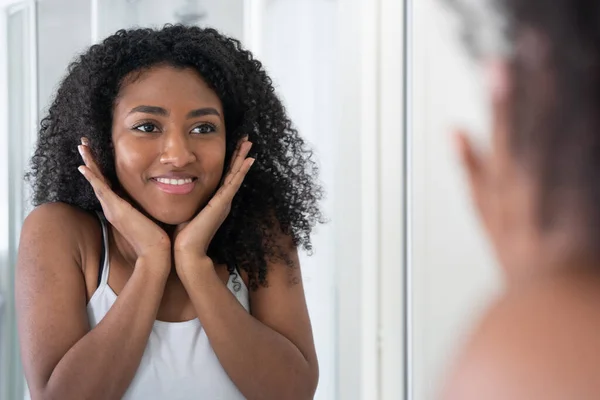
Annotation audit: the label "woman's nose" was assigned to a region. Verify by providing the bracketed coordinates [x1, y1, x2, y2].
[159, 132, 197, 168]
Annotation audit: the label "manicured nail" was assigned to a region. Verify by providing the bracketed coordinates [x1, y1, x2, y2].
[78, 166, 86, 175]
[81, 137, 89, 146]
[250, 158, 255, 166]
[78, 145, 84, 157]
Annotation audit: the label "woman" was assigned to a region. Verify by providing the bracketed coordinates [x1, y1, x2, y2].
[16, 25, 322, 400]
[444, 1, 600, 399]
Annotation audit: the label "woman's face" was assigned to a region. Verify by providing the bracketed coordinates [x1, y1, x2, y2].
[111, 65, 226, 225]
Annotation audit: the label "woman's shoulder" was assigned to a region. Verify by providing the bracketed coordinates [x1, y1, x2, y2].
[24, 202, 99, 234]
[20, 202, 104, 300]
[21, 202, 102, 264]
[443, 270, 600, 399]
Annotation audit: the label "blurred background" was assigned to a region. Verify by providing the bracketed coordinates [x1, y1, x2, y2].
[0, 0, 502, 399]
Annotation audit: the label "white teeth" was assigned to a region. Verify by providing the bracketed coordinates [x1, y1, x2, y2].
[155, 178, 193, 185]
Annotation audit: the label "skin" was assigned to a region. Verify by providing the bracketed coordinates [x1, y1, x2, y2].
[16, 65, 318, 400]
[112, 66, 227, 226]
[442, 59, 600, 399]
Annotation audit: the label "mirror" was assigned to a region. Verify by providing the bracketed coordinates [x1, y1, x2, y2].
[1, 0, 407, 399]
[2, 0, 517, 399]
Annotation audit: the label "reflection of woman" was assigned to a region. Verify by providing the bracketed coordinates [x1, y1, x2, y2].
[444, 2, 600, 399]
[16, 25, 322, 400]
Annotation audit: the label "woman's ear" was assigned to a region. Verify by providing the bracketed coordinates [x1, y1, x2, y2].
[454, 129, 491, 232]
[455, 60, 513, 238]
[486, 60, 512, 156]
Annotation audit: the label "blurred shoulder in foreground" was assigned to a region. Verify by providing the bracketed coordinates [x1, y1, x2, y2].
[442, 267, 600, 400]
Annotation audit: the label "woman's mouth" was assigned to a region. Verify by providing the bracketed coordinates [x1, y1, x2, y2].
[150, 177, 197, 195]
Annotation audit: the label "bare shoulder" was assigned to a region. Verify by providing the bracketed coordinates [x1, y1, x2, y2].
[23, 202, 98, 232]
[442, 272, 600, 400]
[17, 203, 103, 393]
[20, 202, 102, 277]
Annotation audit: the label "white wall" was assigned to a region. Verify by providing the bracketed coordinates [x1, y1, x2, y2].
[1, 2, 37, 398]
[96, 0, 244, 42]
[37, 0, 91, 115]
[410, 0, 501, 399]
[259, 1, 338, 398]
[334, 0, 406, 398]
[0, 8, 10, 400]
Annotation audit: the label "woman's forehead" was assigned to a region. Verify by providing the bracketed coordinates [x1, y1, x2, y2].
[115, 66, 223, 114]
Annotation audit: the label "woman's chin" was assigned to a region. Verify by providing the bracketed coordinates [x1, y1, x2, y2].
[150, 209, 196, 227]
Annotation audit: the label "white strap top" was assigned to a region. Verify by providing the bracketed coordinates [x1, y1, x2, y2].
[86, 214, 250, 399]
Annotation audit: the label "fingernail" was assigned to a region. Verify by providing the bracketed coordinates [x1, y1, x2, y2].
[78, 145, 84, 157]
[78, 166, 86, 175]
[250, 158, 256, 166]
[81, 137, 89, 146]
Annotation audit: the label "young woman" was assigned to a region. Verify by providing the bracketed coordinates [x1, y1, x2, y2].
[16, 25, 323, 400]
[444, 1, 600, 399]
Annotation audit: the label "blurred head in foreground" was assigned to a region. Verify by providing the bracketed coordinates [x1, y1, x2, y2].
[445, 2, 600, 399]
[455, 0, 600, 279]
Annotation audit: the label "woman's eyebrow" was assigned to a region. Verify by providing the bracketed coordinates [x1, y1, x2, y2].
[186, 108, 221, 119]
[127, 106, 221, 119]
[128, 105, 168, 116]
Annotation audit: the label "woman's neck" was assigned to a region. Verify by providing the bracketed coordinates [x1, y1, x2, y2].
[108, 223, 179, 278]
[504, 228, 600, 288]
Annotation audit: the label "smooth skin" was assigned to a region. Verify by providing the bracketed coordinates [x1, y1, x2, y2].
[16, 65, 318, 400]
[442, 60, 600, 400]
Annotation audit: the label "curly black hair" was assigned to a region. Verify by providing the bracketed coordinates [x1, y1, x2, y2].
[27, 24, 324, 289]
[446, 0, 600, 250]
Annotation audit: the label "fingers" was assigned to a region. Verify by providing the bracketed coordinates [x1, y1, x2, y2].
[78, 137, 107, 185]
[220, 157, 255, 200]
[228, 136, 248, 167]
[77, 139, 170, 256]
[78, 161, 154, 245]
[175, 151, 254, 255]
[196, 157, 254, 238]
[78, 165, 115, 209]
[225, 138, 253, 185]
[225, 136, 246, 176]
[77, 138, 122, 218]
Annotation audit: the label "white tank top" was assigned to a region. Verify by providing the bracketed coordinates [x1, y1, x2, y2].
[86, 215, 250, 399]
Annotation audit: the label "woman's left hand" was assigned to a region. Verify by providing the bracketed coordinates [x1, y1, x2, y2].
[173, 136, 254, 267]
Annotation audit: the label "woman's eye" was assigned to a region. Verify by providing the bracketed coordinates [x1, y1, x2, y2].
[192, 124, 216, 135]
[134, 123, 157, 133]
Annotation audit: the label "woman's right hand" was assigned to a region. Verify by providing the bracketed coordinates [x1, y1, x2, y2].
[77, 137, 171, 261]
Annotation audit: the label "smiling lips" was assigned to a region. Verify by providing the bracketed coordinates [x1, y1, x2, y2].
[150, 175, 197, 195]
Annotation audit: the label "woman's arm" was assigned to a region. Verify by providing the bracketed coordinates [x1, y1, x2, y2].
[176, 239, 319, 400]
[173, 137, 318, 398]
[16, 203, 170, 400]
